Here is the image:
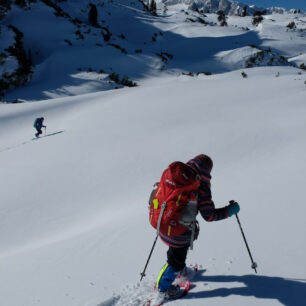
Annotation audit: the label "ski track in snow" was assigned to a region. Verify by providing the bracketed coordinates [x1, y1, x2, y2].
[0, 131, 65, 153]
[98, 281, 155, 306]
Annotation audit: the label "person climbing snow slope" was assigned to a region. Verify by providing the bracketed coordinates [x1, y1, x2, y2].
[148, 154, 240, 298]
[33, 117, 46, 138]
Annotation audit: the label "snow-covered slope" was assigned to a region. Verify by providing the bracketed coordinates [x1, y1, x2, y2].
[1, 65, 306, 306]
[0, 2, 306, 306]
[1, 0, 305, 102]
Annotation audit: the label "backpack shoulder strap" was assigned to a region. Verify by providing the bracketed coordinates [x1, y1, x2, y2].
[156, 201, 166, 234]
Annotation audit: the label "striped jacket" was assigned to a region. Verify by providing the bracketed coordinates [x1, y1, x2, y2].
[159, 156, 229, 248]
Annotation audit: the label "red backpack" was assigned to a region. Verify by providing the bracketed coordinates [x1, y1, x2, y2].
[149, 162, 200, 237]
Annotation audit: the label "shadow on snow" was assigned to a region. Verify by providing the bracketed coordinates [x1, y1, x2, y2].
[32, 130, 65, 140]
[188, 270, 306, 306]
[43, 130, 65, 138]
[5, 15, 264, 102]
[0, 131, 65, 153]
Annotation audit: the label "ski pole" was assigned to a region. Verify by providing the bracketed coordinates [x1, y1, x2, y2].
[44, 126, 47, 136]
[140, 234, 158, 282]
[230, 201, 258, 273]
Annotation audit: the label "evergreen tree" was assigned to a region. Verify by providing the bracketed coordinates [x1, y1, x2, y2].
[287, 21, 296, 29]
[217, 10, 227, 26]
[252, 11, 264, 26]
[147, 0, 156, 16]
[0, 0, 12, 9]
[0, 0, 11, 20]
[15, 0, 26, 8]
[88, 3, 98, 27]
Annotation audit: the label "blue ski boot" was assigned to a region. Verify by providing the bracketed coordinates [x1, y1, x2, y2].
[156, 264, 178, 292]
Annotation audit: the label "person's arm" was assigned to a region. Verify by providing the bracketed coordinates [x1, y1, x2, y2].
[198, 181, 229, 221]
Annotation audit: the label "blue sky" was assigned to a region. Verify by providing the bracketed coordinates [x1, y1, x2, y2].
[240, 0, 306, 11]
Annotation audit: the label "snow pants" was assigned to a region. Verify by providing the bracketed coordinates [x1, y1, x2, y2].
[167, 245, 189, 272]
[35, 128, 42, 137]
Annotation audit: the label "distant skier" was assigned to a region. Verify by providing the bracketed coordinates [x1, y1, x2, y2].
[33, 117, 46, 138]
[148, 154, 240, 297]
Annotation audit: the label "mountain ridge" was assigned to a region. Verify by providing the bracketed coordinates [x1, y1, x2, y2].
[159, 0, 305, 15]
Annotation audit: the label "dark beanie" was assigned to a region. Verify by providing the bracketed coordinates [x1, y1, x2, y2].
[186, 154, 213, 176]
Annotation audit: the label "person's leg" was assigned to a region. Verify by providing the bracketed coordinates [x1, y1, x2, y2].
[156, 263, 177, 292]
[36, 128, 42, 137]
[156, 246, 189, 292]
[167, 246, 189, 271]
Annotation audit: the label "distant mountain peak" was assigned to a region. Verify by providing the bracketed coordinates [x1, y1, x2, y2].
[160, 0, 304, 15]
